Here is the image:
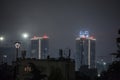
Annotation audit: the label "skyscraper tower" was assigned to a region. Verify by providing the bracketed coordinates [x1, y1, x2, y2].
[76, 31, 96, 71]
[31, 35, 49, 59]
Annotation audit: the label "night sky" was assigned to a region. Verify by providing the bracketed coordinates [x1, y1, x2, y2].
[0, 0, 120, 62]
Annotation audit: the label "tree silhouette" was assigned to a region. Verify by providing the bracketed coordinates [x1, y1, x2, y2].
[48, 67, 65, 80]
[111, 29, 120, 59]
[26, 63, 47, 80]
[100, 61, 120, 80]
[0, 63, 13, 80]
[100, 29, 120, 80]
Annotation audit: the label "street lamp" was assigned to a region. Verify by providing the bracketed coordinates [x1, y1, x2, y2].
[0, 36, 4, 41]
[14, 42, 21, 80]
[103, 62, 106, 66]
[22, 33, 29, 39]
[15, 42, 21, 60]
[3, 55, 7, 63]
[0, 36, 4, 47]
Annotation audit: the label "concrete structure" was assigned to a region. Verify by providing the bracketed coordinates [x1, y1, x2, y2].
[76, 31, 96, 70]
[31, 35, 49, 59]
[16, 58, 75, 80]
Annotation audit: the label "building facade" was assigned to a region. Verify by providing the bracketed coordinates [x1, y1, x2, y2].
[76, 31, 96, 71]
[31, 35, 49, 59]
[16, 58, 75, 80]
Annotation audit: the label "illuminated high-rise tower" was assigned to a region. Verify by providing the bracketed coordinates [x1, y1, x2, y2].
[31, 35, 49, 59]
[76, 31, 96, 71]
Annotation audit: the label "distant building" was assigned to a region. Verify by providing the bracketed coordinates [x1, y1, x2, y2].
[31, 35, 49, 59]
[15, 58, 75, 80]
[76, 31, 96, 71]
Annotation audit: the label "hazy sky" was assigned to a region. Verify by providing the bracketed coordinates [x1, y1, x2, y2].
[0, 0, 120, 62]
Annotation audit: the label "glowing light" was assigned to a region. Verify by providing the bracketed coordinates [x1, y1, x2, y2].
[79, 31, 89, 38]
[31, 36, 42, 40]
[81, 36, 86, 39]
[98, 74, 101, 77]
[43, 34, 48, 38]
[90, 36, 94, 39]
[15, 42, 21, 48]
[3, 55, 7, 58]
[103, 62, 106, 65]
[22, 33, 29, 39]
[33, 36, 37, 38]
[0, 36, 4, 41]
[84, 31, 89, 37]
[89, 36, 96, 40]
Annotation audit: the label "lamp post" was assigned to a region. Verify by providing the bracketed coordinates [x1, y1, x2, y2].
[0, 36, 4, 47]
[15, 42, 21, 60]
[14, 42, 21, 80]
[3, 55, 7, 63]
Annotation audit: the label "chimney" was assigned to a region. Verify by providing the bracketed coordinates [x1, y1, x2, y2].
[59, 49, 63, 58]
[68, 49, 71, 58]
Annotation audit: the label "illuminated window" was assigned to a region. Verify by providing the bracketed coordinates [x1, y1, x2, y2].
[24, 66, 32, 72]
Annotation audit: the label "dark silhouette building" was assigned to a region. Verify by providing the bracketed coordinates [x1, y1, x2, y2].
[15, 58, 75, 80]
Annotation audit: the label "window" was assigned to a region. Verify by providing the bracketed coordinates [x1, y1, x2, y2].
[24, 65, 32, 72]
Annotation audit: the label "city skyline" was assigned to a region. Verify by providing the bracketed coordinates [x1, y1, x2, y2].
[0, 0, 120, 62]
